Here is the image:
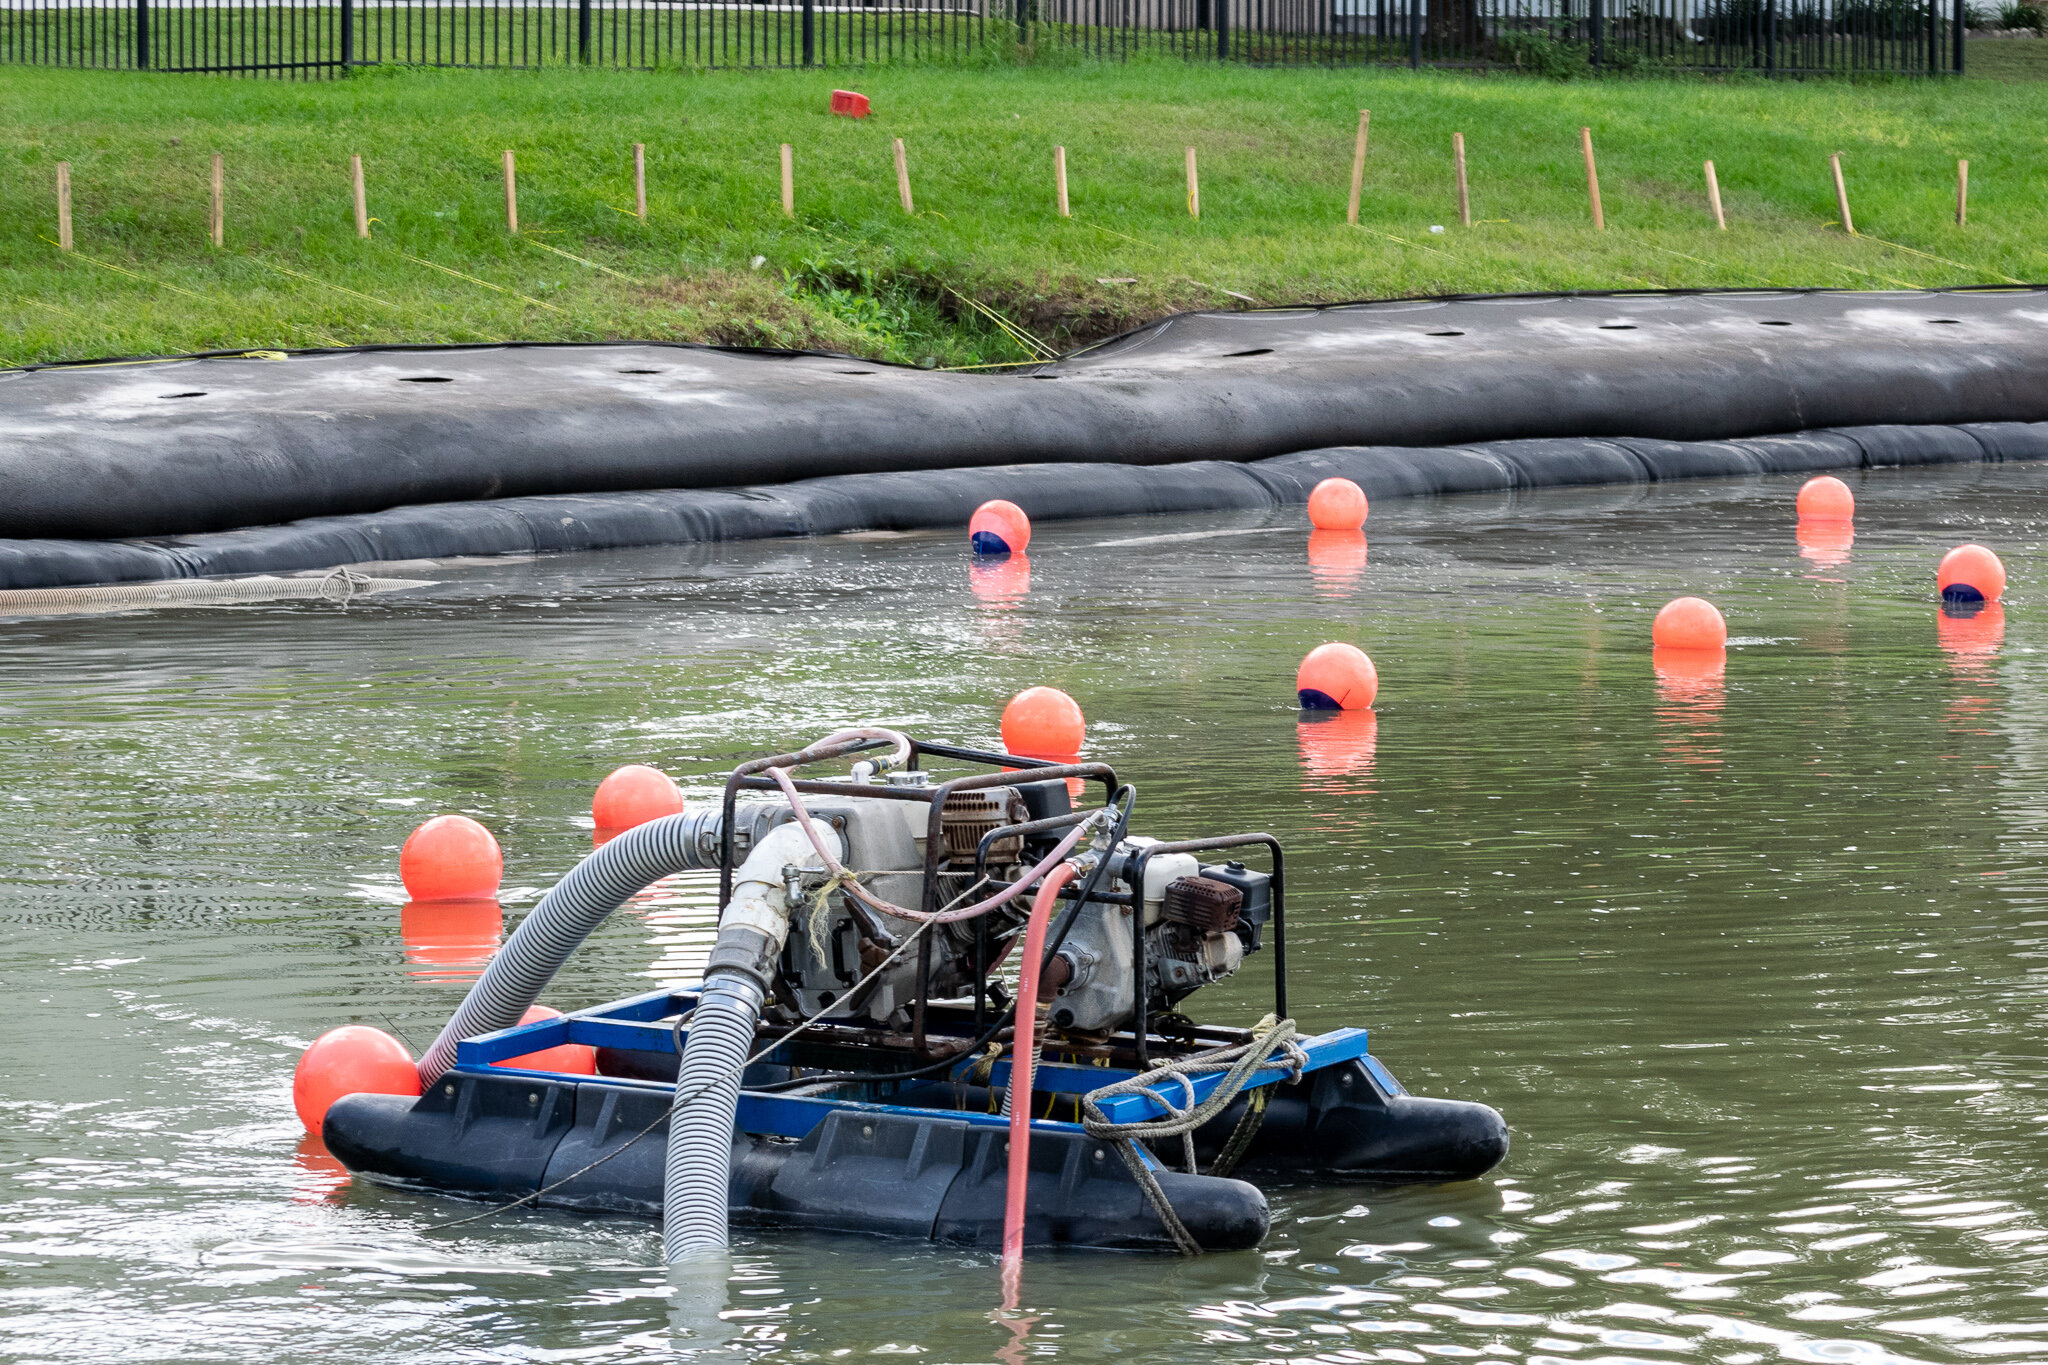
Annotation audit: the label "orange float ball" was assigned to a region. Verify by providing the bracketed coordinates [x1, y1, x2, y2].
[593, 764, 686, 833]
[1651, 597, 1728, 651]
[292, 1025, 420, 1135]
[1001, 686, 1085, 758]
[495, 1004, 598, 1076]
[1296, 642, 1379, 711]
[399, 814, 502, 902]
[970, 499, 1032, 557]
[1307, 478, 1369, 531]
[1796, 475, 1855, 521]
[1937, 543, 2006, 604]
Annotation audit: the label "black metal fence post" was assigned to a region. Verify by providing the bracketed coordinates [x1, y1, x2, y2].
[339, 0, 354, 69]
[1765, 0, 1776, 73]
[577, 0, 592, 63]
[134, 0, 149, 69]
[1953, 0, 1964, 71]
[1217, 0, 1228, 57]
[1590, 0, 1603, 67]
[801, 0, 814, 64]
[1409, 0, 1420, 65]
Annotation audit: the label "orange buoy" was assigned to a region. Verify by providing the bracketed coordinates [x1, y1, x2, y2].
[1796, 475, 1855, 521]
[1002, 686, 1085, 758]
[1651, 597, 1727, 651]
[970, 499, 1032, 557]
[1307, 478, 1369, 531]
[1296, 642, 1378, 711]
[593, 764, 686, 834]
[399, 814, 502, 902]
[292, 1025, 421, 1134]
[1937, 543, 2006, 604]
[494, 1004, 598, 1076]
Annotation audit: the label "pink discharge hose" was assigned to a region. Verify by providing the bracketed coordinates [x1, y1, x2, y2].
[1000, 859, 1077, 1301]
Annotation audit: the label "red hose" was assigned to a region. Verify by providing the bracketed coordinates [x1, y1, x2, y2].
[1000, 859, 1077, 1296]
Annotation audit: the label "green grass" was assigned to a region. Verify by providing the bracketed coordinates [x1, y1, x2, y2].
[3, 51, 2046, 367]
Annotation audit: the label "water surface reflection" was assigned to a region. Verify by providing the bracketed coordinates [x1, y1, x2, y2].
[0, 463, 2044, 1361]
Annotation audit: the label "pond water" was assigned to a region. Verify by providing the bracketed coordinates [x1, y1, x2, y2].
[2, 462, 2046, 1364]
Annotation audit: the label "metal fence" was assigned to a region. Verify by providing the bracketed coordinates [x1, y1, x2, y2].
[0, 0, 988, 73]
[1033, 0, 1966, 72]
[0, 0, 1963, 74]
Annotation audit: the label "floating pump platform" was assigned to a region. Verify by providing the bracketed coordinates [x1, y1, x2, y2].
[318, 730, 1507, 1254]
[3, 288, 2047, 589]
[328, 994, 1502, 1251]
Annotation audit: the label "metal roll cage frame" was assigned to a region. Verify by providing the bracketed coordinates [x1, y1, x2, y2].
[716, 732, 1288, 1061]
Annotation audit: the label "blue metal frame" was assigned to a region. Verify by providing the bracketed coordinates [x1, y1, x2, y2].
[454, 989, 1381, 1145]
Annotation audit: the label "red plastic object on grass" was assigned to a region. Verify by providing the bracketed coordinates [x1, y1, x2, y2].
[830, 89, 871, 118]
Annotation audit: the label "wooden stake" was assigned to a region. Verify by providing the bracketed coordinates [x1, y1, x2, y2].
[894, 137, 914, 215]
[1956, 158, 1969, 228]
[55, 161, 73, 251]
[1186, 145, 1200, 219]
[633, 142, 647, 221]
[503, 149, 518, 234]
[1346, 109, 1370, 226]
[1830, 152, 1854, 235]
[209, 152, 224, 248]
[1704, 159, 1726, 231]
[1054, 145, 1070, 218]
[1453, 132, 1470, 228]
[1580, 126, 1604, 231]
[351, 154, 369, 239]
[780, 143, 794, 219]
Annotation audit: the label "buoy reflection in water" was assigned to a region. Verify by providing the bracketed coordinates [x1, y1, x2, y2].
[1297, 709, 1378, 792]
[1797, 517, 1854, 570]
[1652, 645, 1725, 768]
[1307, 529, 1368, 597]
[1939, 600, 2006, 673]
[969, 553, 1031, 608]
[291, 1134, 349, 1205]
[399, 897, 502, 978]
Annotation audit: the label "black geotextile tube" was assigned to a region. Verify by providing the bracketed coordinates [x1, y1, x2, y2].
[4, 287, 2048, 547]
[1, 420, 2045, 590]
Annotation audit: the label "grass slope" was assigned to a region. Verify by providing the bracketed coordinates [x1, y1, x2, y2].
[3, 55, 2046, 367]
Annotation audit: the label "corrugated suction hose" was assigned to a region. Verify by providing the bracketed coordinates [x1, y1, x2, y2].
[662, 818, 838, 1263]
[660, 973, 763, 1259]
[414, 803, 837, 1264]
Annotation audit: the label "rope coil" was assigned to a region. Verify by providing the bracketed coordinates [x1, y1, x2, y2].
[1079, 1016, 1305, 1255]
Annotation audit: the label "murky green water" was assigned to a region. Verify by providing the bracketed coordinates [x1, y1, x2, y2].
[2, 463, 2046, 1363]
